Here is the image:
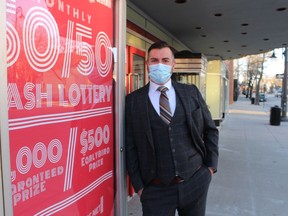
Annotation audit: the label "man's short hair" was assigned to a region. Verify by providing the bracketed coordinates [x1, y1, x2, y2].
[147, 41, 175, 58]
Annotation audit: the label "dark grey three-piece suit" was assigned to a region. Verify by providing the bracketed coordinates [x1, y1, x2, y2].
[125, 81, 219, 216]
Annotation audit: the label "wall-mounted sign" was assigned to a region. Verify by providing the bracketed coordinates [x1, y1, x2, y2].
[6, 0, 114, 215]
[276, 73, 287, 79]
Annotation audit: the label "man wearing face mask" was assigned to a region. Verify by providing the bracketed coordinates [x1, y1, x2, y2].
[125, 41, 219, 216]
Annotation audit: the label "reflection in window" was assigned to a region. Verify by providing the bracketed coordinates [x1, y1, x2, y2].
[132, 54, 145, 90]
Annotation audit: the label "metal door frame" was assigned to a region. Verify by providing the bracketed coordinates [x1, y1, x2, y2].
[0, 0, 13, 215]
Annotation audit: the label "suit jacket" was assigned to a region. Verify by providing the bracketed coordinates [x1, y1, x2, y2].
[125, 81, 219, 192]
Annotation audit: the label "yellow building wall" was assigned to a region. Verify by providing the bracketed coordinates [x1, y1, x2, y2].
[206, 61, 222, 120]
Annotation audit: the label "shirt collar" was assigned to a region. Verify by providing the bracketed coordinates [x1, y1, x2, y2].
[150, 80, 172, 92]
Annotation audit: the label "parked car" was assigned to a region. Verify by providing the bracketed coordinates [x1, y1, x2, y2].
[275, 89, 282, 97]
[259, 93, 266, 102]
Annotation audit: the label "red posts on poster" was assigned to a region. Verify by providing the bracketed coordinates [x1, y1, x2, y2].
[6, 0, 114, 215]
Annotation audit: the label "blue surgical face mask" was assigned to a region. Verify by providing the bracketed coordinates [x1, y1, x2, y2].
[149, 63, 172, 84]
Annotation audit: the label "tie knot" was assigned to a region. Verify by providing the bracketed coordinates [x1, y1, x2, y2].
[158, 86, 168, 93]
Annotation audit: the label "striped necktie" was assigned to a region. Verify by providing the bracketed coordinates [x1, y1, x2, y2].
[158, 86, 172, 124]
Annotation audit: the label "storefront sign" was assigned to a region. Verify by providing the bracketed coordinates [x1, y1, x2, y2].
[276, 73, 287, 79]
[6, 0, 114, 215]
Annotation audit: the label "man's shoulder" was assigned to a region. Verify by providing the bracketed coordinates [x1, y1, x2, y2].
[126, 84, 149, 100]
[172, 81, 197, 91]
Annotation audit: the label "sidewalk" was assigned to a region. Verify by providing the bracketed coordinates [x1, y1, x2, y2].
[128, 95, 288, 216]
[206, 95, 288, 216]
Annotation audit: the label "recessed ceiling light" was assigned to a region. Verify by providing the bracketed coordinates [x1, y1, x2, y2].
[276, 7, 287, 11]
[214, 13, 223, 17]
[175, 0, 187, 3]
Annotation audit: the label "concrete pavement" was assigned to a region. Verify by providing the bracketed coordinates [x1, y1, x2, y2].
[127, 94, 288, 216]
[207, 94, 288, 216]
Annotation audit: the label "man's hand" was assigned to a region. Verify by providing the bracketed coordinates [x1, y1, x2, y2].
[137, 188, 143, 197]
[208, 167, 214, 176]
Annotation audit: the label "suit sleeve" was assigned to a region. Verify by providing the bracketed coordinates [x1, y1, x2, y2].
[196, 87, 219, 172]
[173, 82, 219, 173]
[125, 94, 144, 192]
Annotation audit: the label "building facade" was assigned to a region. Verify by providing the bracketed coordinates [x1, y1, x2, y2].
[0, 1, 232, 215]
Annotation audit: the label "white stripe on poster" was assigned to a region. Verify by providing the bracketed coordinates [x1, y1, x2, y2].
[9, 107, 112, 130]
[63, 127, 78, 191]
[34, 171, 113, 216]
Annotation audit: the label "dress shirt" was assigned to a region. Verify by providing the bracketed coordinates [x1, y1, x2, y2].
[148, 80, 176, 116]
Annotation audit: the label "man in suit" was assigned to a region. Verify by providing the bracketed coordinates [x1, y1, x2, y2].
[125, 41, 219, 216]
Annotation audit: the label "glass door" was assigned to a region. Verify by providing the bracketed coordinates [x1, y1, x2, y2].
[126, 46, 146, 94]
[126, 46, 146, 196]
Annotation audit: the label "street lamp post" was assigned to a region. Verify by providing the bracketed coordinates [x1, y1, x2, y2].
[281, 47, 288, 121]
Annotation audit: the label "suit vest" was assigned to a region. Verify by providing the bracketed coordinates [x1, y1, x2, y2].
[148, 93, 203, 185]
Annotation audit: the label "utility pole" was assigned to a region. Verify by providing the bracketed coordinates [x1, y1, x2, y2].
[281, 47, 288, 121]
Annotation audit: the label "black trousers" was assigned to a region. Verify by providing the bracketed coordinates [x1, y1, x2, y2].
[140, 166, 212, 216]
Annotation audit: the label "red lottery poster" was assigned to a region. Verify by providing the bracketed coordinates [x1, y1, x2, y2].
[6, 0, 114, 215]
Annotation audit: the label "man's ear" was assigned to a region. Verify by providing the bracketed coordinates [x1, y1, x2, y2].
[172, 59, 176, 71]
[146, 61, 150, 72]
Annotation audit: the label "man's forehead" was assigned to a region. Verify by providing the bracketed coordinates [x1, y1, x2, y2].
[149, 48, 173, 58]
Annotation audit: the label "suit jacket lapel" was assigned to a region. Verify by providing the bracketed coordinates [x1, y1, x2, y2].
[173, 81, 200, 138]
[138, 84, 154, 149]
[172, 81, 192, 122]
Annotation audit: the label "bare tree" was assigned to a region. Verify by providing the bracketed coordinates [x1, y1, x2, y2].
[245, 53, 266, 105]
[246, 56, 258, 99]
[254, 53, 266, 105]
